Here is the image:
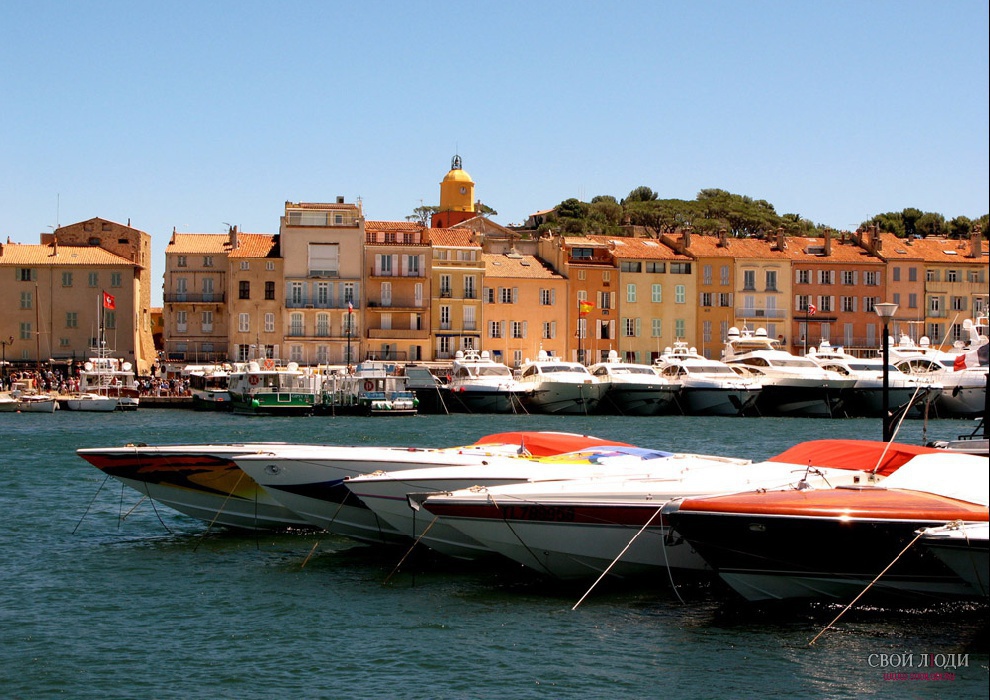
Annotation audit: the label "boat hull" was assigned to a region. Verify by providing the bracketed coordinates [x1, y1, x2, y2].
[598, 385, 680, 416]
[522, 382, 603, 415]
[677, 386, 762, 416]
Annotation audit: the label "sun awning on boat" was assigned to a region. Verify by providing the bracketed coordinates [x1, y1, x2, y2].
[767, 439, 941, 476]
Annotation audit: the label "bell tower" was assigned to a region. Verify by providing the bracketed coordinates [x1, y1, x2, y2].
[432, 155, 475, 228]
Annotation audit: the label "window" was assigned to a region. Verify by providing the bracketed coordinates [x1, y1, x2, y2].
[951, 296, 967, 311]
[864, 271, 879, 286]
[598, 291, 612, 310]
[841, 296, 856, 312]
[290, 282, 303, 305]
[238, 313, 249, 333]
[511, 321, 525, 339]
[646, 262, 665, 274]
[203, 256, 213, 268]
[720, 266, 730, 285]
[651, 284, 662, 303]
[926, 269, 939, 282]
[620, 261, 642, 273]
[464, 276, 477, 299]
[675, 285, 685, 304]
[841, 271, 856, 285]
[864, 297, 878, 313]
[316, 282, 329, 306]
[20, 291, 32, 309]
[670, 263, 691, 274]
[381, 281, 392, 306]
[499, 287, 515, 304]
[651, 319, 662, 338]
[20, 322, 31, 340]
[177, 311, 188, 333]
[342, 284, 355, 305]
[110, 272, 122, 287]
[571, 247, 593, 259]
[440, 274, 452, 297]
[267, 261, 275, 271]
[701, 292, 713, 307]
[796, 269, 810, 285]
[818, 270, 834, 285]
[289, 313, 303, 336]
[489, 320, 502, 338]
[316, 313, 329, 337]
[378, 254, 393, 276]
[765, 270, 777, 291]
[265, 281, 275, 300]
[201, 311, 213, 333]
[908, 293, 918, 309]
[240, 261, 250, 271]
[540, 289, 555, 305]
[484, 287, 495, 303]
[929, 296, 943, 314]
[674, 319, 685, 338]
[702, 265, 712, 285]
[797, 295, 811, 313]
[946, 269, 958, 283]
[290, 345, 303, 363]
[202, 278, 215, 301]
[703, 320, 712, 343]
[62, 272, 73, 287]
[88, 272, 98, 287]
[265, 313, 275, 333]
[743, 270, 756, 291]
[542, 321, 556, 339]
[626, 284, 637, 303]
[892, 267, 901, 282]
[908, 267, 917, 282]
[718, 293, 731, 307]
[237, 280, 250, 300]
[66, 312, 78, 328]
[624, 318, 637, 337]
[177, 256, 187, 268]
[817, 296, 833, 313]
[967, 269, 983, 284]
[440, 305, 451, 330]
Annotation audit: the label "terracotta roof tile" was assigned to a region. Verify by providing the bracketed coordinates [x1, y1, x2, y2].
[588, 235, 689, 260]
[0, 243, 134, 266]
[428, 228, 481, 247]
[681, 234, 793, 259]
[483, 253, 562, 279]
[892, 236, 988, 264]
[366, 220, 424, 232]
[290, 202, 360, 211]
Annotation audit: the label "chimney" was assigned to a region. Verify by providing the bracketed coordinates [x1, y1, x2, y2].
[228, 225, 239, 250]
[336, 196, 345, 204]
[970, 225, 983, 258]
[718, 228, 729, 248]
[872, 224, 883, 252]
[823, 228, 832, 257]
[53, 234, 58, 256]
[774, 227, 786, 251]
[681, 228, 691, 250]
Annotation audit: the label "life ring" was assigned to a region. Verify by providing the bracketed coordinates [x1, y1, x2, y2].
[249, 375, 260, 385]
[263, 358, 275, 370]
[364, 380, 375, 391]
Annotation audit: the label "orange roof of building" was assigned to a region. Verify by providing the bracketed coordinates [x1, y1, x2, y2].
[166, 232, 277, 257]
[365, 220, 424, 232]
[787, 235, 884, 265]
[288, 202, 360, 211]
[678, 233, 794, 260]
[588, 235, 690, 260]
[428, 228, 481, 247]
[888, 235, 989, 265]
[483, 253, 562, 279]
[0, 243, 134, 266]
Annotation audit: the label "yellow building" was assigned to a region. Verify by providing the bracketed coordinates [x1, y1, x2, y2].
[432, 155, 475, 229]
[0, 217, 156, 374]
[427, 227, 483, 359]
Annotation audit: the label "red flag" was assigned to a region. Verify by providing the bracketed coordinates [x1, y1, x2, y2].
[348, 301, 353, 313]
[578, 300, 594, 316]
[807, 303, 817, 316]
[102, 291, 116, 310]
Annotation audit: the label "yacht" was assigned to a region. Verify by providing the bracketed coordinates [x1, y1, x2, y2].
[722, 327, 854, 417]
[440, 349, 531, 414]
[653, 341, 762, 416]
[516, 351, 604, 415]
[588, 350, 679, 416]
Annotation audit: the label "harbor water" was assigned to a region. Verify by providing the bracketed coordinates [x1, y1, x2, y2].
[1, 411, 987, 699]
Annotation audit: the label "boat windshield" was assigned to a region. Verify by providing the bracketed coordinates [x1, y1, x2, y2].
[685, 365, 736, 374]
[475, 366, 512, 378]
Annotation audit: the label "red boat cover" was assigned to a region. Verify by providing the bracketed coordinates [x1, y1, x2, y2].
[767, 439, 941, 477]
[472, 431, 632, 457]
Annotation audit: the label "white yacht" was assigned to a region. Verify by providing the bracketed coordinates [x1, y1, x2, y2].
[441, 349, 531, 414]
[653, 341, 762, 416]
[516, 351, 604, 415]
[588, 350, 680, 416]
[721, 327, 855, 417]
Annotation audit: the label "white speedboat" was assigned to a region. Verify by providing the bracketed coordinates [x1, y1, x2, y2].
[653, 341, 762, 416]
[76, 442, 334, 530]
[441, 350, 531, 414]
[419, 440, 933, 580]
[806, 341, 942, 417]
[516, 351, 604, 415]
[233, 432, 636, 544]
[919, 522, 989, 599]
[64, 392, 120, 412]
[588, 351, 679, 416]
[722, 327, 854, 417]
[345, 445, 675, 559]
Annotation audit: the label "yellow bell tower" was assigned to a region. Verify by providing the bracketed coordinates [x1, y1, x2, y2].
[432, 155, 475, 228]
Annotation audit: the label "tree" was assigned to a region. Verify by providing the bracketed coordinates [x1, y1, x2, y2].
[406, 204, 438, 226]
[901, 208, 924, 237]
[947, 216, 972, 239]
[623, 186, 658, 204]
[915, 212, 946, 238]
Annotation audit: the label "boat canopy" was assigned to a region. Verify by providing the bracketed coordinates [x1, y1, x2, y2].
[768, 439, 940, 476]
[472, 431, 632, 456]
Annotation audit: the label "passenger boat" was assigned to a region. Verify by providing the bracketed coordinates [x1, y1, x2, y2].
[227, 360, 319, 416]
[516, 351, 604, 415]
[77, 355, 140, 410]
[439, 349, 531, 414]
[806, 340, 942, 417]
[722, 327, 854, 417]
[233, 432, 635, 544]
[76, 442, 319, 530]
[653, 341, 762, 416]
[185, 364, 233, 411]
[318, 360, 418, 416]
[588, 350, 679, 416]
[918, 522, 988, 599]
[662, 452, 989, 603]
[418, 440, 924, 579]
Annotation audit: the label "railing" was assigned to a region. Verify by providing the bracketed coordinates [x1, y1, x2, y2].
[164, 293, 226, 303]
[735, 308, 787, 319]
[367, 329, 430, 339]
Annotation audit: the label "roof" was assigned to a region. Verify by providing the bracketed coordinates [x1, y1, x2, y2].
[483, 252, 562, 279]
[287, 202, 360, 211]
[679, 233, 795, 260]
[366, 220, 424, 232]
[788, 236, 884, 265]
[887, 235, 989, 265]
[166, 233, 277, 257]
[0, 243, 134, 267]
[587, 235, 690, 261]
[429, 228, 481, 247]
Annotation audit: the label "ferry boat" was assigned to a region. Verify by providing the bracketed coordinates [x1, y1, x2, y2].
[227, 359, 319, 416]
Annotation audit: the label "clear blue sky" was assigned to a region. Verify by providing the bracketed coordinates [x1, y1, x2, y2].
[3, 1, 987, 307]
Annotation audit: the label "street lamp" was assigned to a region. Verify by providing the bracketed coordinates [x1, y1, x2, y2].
[0, 336, 13, 389]
[874, 302, 899, 442]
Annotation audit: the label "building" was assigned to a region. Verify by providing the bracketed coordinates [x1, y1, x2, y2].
[428, 227, 483, 359]
[431, 155, 476, 228]
[0, 217, 156, 374]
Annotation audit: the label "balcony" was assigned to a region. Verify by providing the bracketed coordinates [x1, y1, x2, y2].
[165, 293, 226, 303]
[367, 329, 430, 340]
[735, 308, 787, 319]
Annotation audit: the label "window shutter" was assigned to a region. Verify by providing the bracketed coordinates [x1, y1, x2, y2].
[635, 318, 641, 337]
[522, 321, 528, 338]
[512, 287, 519, 303]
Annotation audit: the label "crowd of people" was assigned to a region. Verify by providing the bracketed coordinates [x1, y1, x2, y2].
[0, 367, 190, 397]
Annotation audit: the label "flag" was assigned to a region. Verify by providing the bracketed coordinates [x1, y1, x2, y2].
[102, 291, 116, 310]
[578, 300, 594, 316]
[348, 301, 353, 313]
[807, 303, 817, 316]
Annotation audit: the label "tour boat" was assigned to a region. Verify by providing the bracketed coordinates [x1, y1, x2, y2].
[516, 351, 604, 415]
[417, 439, 924, 580]
[653, 341, 762, 416]
[662, 452, 989, 603]
[232, 431, 634, 544]
[227, 360, 320, 416]
[722, 327, 855, 417]
[77, 355, 140, 410]
[588, 350, 680, 416]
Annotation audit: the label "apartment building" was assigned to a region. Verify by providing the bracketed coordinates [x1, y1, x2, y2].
[428, 227, 483, 359]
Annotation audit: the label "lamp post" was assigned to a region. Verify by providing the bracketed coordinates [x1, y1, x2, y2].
[874, 302, 899, 442]
[0, 335, 13, 389]
[346, 302, 354, 369]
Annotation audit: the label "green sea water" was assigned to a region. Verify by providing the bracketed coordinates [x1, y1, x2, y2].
[1, 411, 986, 699]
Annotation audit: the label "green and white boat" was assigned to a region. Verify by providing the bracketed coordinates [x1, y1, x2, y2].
[227, 360, 319, 416]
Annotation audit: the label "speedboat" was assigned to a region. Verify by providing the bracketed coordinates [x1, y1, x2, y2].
[76, 442, 321, 530]
[440, 349, 531, 414]
[662, 452, 989, 603]
[64, 392, 120, 412]
[722, 327, 854, 417]
[233, 432, 634, 544]
[653, 341, 762, 416]
[344, 445, 674, 559]
[806, 340, 942, 417]
[588, 350, 679, 416]
[918, 522, 988, 599]
[516, 351, 604, 415]
[418, 440, 926, 580]
[227, 360, 320, 416]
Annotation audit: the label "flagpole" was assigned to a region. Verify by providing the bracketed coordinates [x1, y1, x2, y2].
[804, 305, 809, 356]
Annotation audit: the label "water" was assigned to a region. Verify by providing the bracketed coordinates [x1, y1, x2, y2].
[1, 411, 986, 699]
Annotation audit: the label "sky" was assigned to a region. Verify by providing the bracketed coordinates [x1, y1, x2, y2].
[2, 1, 988, 307]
